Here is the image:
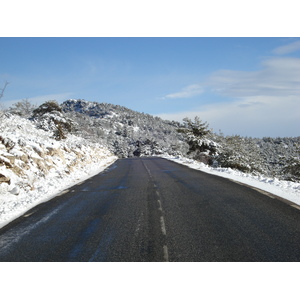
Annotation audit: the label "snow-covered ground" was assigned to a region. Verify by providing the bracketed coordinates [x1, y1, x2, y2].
[161, 155, 300, 206]
[0, 114, 117, 229]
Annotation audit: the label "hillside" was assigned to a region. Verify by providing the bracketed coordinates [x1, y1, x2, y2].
[1, 98, 300, 227]
[61, 99, 189, 158]
[59, 99, 300, 182]
[0, 111, 117, 227]
[4, 98, 300, 182]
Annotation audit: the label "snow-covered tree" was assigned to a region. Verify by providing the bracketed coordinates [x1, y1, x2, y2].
[215, 135, 263, 173]
[177, 116, 218, 164]
[32, 100, 73, 140]
[0, 81, 8, 101]
[9, 99, 36, 118]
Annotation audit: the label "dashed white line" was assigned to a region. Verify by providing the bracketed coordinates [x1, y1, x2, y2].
[160, 216, 167, 235]
[157, 199, 163, 211]
[163, 245, 169, 262]
[142, 159, 169, 262]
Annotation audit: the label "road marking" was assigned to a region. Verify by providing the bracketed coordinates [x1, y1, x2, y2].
[157, 199, 163, 211]
[160, 216, 167, 235]
[251, 187, 275, 198]
[291, 204, 300, 211]
[163, 245, 169, 262]
[134, 213, 143, 236]
[142, 159, 169, 262]
[23, 211, 35, 218]
[58, 189, 69, 196]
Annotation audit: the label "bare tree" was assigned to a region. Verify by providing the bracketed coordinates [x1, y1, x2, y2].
[0, 81, 9, 100]
[9, 98, 36, 118]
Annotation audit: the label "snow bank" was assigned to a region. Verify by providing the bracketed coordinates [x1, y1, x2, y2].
[161, 155, 300, 206]
[0, 114, 117, 229]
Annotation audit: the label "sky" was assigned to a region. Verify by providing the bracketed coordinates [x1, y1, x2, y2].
[1, 37, 300, 138]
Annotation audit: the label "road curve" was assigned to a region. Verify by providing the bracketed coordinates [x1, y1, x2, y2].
[0, 157, 299, 261]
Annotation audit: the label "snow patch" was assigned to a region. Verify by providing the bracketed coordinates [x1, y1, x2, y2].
[0, 114, 117, 229]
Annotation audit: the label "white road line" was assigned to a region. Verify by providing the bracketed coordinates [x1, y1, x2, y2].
[58, 189, 69, 196]
[163, 245, 169, 262]
[251, 187, 275, 198]
[160, 216, 167, 235]
[23, 211, 35, 218]
[291, 204, 300, 211]
[157, 199, 163, 211]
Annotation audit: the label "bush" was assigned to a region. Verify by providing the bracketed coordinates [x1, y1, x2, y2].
[32, 101, 73, 140]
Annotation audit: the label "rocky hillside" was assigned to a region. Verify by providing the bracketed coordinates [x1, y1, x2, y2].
[61, 99, 189, 158]
[0, 112, 116, 197]
[3, 98, 300, 183]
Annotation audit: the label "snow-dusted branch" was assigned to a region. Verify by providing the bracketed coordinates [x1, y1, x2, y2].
[0, 81, 9, 100]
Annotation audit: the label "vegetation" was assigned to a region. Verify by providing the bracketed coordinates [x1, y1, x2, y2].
[31, 100, 73, 140]
[6, 98, 300, 182]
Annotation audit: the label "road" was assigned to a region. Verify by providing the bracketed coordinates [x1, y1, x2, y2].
[0, 157, 299, 261]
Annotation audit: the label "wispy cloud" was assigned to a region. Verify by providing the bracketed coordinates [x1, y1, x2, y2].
[207, 57, 300, 98]
[163, 84, 203, 99]
[156, 95, 300, 137]
[3, 92, 73, 108]
[273, 40, 300, 55]
[157, 56, 300, 137]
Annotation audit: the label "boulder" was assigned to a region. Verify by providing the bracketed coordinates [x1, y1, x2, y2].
[0, 173, 10, 184]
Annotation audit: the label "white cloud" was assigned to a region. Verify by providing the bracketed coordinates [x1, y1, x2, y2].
[3, 92, 73, 108]
[163, 84, 203, 99]
[158, 56, 300, 137]
[273, 40, 300, 55]
[156, 95, 300, 137]
[207, 57, 300, 98]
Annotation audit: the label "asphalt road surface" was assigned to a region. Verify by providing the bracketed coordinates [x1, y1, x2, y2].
[0, 157, 299, 262]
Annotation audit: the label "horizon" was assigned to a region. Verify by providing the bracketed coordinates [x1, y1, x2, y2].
[1, 37, 300, 138]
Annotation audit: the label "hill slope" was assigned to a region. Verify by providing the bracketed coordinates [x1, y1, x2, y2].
[1, 98, 300, 227]
[61, 99, 189, 158]
[60, 99, 300, 182]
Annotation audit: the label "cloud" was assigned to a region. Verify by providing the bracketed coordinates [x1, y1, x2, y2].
[3, 92, 73, 108]
[207, 57, 300, 98]
[273, 40, 300, 55]
[163, 84, 203, 99]
[156, 95, 300, 137]
[157, 56, 300, 137]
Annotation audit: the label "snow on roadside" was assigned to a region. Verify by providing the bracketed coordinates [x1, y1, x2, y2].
[0, 114, 117, 229]
[161, 155, 300, 206]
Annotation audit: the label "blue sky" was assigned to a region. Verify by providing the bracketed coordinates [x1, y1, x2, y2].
[1, 37, 300, 137]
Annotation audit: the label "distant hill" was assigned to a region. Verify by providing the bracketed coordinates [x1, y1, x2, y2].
[4, 98, 300, 182]
[61, 99, 189, 158]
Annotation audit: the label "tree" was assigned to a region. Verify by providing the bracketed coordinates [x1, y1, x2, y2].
[178, 117, 210, 137]
[177, 116, 217, 164]
[9, 99, 36, 118]
[215, 135, 263, 173]
[0, 81, 9, 116]
[32, 100, 62, 116]
[32, 100, 73, 140]
[0, 81, 9, 100]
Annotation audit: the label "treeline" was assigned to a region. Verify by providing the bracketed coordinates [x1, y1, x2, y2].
[4, 98, 300, 182]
